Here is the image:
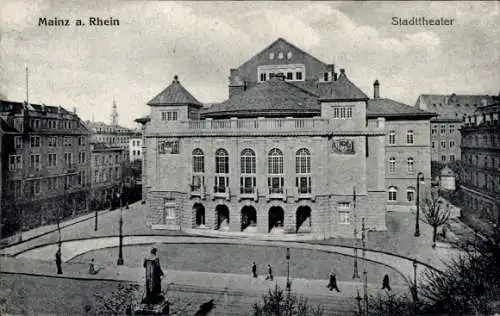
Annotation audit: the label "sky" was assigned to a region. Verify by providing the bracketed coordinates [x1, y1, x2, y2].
[1, 1, 499, 128]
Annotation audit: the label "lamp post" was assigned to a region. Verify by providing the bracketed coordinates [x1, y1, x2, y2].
[355, 288, 362, 316]
[56, 211, 62, 253]
[117, 187, 124, 265]
[286, 247, 291, 295]
[353, 186, 360, 279]
[362, 218, 368, 316]
[412, 259, 418, 302]
[415, 172, 425, 237]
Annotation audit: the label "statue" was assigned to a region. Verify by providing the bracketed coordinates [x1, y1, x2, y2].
[143, 247, 164, 304]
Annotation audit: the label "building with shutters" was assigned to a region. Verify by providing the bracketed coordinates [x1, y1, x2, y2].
[137, 38, 435, 237]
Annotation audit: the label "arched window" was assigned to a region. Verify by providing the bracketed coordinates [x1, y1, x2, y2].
[407, 157, 415, 174]
[192, 148, 204, 173]
[268, 148, 284, 194]
[406, 187, 416, 202]
[296, 148, 311, 194]
[215, 149, 229, 174]
[406, 130, 414, 144]
[214, 149, 229, 193]
[240, 149, 256, 194]
[389, 157, 396, 173]
[388, 130, 396, 145]
[388, 187, 397, 201]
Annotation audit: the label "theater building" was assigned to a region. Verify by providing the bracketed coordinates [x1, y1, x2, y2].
[139, 38, 428, 238]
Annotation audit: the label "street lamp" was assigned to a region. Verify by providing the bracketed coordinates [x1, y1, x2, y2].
[415, 172, 425, 237]
[353, 186, 360, 279]
[412, 259, 418, 302]
[117, 187, 124, 265]
[286, 247, 291, 294]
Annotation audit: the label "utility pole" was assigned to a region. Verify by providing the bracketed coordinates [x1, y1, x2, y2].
[353, 186, 360, 279]
[362, 217, 368, 316]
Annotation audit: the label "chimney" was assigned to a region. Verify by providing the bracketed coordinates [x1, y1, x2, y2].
[373, 80, 380, 99]
[229, 68, 244, 98]
[327, 64, 335, 81]
[339, 68, 345, 76]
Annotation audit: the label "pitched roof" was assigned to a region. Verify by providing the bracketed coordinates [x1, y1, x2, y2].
[201, 77, 320, 118]
[147, 75, 202, 107]
[416, 94, 495, 121]
[318, 69, 369, 101]
[367, 98, 437, 119]
[237, 38, 328, 70]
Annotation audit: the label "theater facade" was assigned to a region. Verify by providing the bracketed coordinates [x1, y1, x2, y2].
[140, 39, 395, 238]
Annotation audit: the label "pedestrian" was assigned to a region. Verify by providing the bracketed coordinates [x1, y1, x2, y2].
[265, 264, 273, 281]
[382, 273, 391, 291]
[326, 271, 340, 292]
[251, 261, 257, 278]
[55, 250, 62, 275]
[89, 258, 101, 275]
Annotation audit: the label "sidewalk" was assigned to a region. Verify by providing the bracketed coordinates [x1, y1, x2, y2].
[0, 256, 408, 301]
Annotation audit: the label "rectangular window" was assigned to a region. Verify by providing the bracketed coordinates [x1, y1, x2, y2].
[48, 153, 57, 167]
[240, 176, 256, 194]
[172, 111, 178, 120]
[260, 73, 267, 82]
[64, 137, 72, 147]
[48, 177, 58, 190]
[440, 125, 446, 134]
[30, 154, 40, 169]
[295, 71, 303, 80]
[14, 136, 23, 149]
[441, 155, 446, 162]
[9, 155, 22, 170]
[332, 106, 353, 119]
[31, 180, 41, 196]
[268, 177, 284, 194]
[338, 202, 350, 224]
[324, 72, 329, 82]
[30, 136, 41, 147]
[79, 152, 86, 164]
[287, 72, 293, 80]
[164, 198, 176, 219]
[214, 176, 229, 193]
[450, 155, 455, 161]
[296, 176, 312, 194]
[449, 140, 455, 148]
[431, 126, 436, 135]
[431, 141, 435, 149]
[48, 136, 57, 147]
[388, 132, 396, 145]
[158, 140, 180, 154]
[449, 124, 455, 134]
[64, 152, 73, 166]
[441, 141, 446, 148]
[78, 136, 86, 146]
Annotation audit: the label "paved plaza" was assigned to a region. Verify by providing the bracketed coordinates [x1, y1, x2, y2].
[0, 201, 462, 315]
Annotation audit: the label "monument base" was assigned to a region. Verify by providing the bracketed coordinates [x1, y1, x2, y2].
[132, 296, 170, 315]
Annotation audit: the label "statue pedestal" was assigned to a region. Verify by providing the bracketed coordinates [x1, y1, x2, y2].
[132, 297, 170, 315]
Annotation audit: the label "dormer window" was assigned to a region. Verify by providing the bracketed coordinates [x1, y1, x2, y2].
[324, 72, 329, 82]
[260, 73, 267, 82]
[269, 52, 275, 60]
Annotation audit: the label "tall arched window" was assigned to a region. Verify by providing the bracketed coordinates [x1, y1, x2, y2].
[388, 130, 396, 145]
[389, 157, 396, 173]
[407, 157, 415, 174]
[295, 148, 311, 194]
[268, 148, 284, 194]
[240, 149, 256, 194]
[406, 130, 414, 144]
[191, 149, 205, 191]
[388, 187, 397, 201]
[215, 149, 229, 193]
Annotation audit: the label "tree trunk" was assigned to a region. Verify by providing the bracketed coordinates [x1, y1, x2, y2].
[432, 226, 437, 249]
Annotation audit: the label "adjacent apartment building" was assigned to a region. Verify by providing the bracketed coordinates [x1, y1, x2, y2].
[90, 143, 124, 209]
[137, 38, 435, 238]
[460, 99, 500, 230]
[415, 94, 495, 162]
[0, 100, 91, 237]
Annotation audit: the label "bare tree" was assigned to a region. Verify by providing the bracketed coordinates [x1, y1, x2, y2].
[420, 189, 450, 248]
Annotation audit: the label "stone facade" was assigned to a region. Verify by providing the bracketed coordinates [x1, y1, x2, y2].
[139, 39, 394, 238]
[459, 101, 500, 230]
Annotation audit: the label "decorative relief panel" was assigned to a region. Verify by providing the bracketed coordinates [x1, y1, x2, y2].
[158, 138, 179, 154]
[332, 139, 355, 155]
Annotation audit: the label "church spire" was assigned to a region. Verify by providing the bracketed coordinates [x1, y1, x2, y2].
[111, 97, 119, 125]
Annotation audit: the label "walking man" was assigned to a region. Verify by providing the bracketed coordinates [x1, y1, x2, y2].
[251, 261, 257, 278]
[55, 250, 62, 275]
[265, 264, 273, 281]
[382, 273, 391, 291]
[327, 271, 340, 292]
